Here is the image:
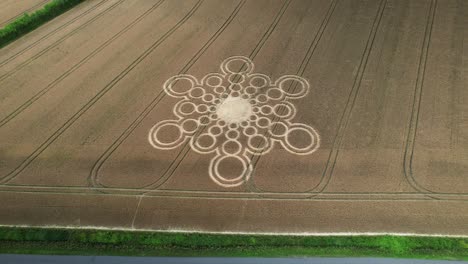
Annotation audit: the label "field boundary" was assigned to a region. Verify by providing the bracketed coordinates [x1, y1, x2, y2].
[0, 226, 466, 260]
[0, 0, 86, 49]
[0, 0, 49, 28]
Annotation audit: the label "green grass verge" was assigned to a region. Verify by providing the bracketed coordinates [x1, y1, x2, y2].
[0, 0, 85, 49]
[0, 227, 466, 260]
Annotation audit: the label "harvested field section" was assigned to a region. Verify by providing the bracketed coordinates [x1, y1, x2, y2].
[93, 0, 285, 190]
[4, 0, 238, 187]
[0, 0, 160, 122]
[0, 0, 184, 183]
[0, 0, 466, 235]
[323, 0, 430, 193]
[410, 0, 468, 194]
[251, 0, 382, 193]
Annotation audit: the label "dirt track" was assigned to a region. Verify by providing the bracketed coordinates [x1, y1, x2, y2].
[0, 0, 467, 235]
[0, 0, 49, 28]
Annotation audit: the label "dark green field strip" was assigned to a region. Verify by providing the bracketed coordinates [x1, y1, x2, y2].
[0, 227, 466, 260]
[0, 0, 85, 48]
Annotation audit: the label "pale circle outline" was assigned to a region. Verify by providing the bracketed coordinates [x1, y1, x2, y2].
[190, 133, 217, 154]
[163, 74, 198, 98]
[148, 120, 186, 149]
[228, 73, 245, 84]
[221, 56, 254, 75]
[281, 123, 320, 155]
[275, 75, 310, 99]
[260, 105, 273, 115]
[201, 72, 224, 87]
[273, 101, 296, 120]
[266, 87, 285, 100]
[244, 86, 256, 95]
[243, 126, 258, 137]
[202, 93, 215, 103]
[214, 86, 226, 94]
[256, 116, 271, 128]
[247, 134, 273, 155]
[174, 100, 196, 118]
[150, 55, 321, 188]
[226, 129, 240, 140]
[268, 121, 289, 138]
[209, 153, 253, 187]
[181, 118, 199, 134]
[189, 86, 205, 99]
[221, 139, 243, 156]
[247, 73, 271, 88]
[208, 125, 223, 136]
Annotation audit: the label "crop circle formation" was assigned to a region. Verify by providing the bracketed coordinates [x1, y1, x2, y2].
[148, 56, 320, 187]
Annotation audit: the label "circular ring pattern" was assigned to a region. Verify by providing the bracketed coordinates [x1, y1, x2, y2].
[228, 73, 245, 84]
[243, 126, 258, 137]
[202, 73, 224, 87]
[247, 134, 272, 154]
[221, 56, 254, 75]
[181, 118, 199, 134]
[256, 116, 271, 128]
[226, 129, 240, 140]
[214, 86, 226, 94]
[196, 104, 209, 114]
[248, 73, 270, 88]
[202, 93, 215, 103]
[256, 94, 268, 103]
[151, 55, 320, 188]
[163, 74, 198, 97]
[148, 120, 185, 149]
[175, 101, 196, 116]
[268, 121, 288, 138]
[266, 87, 284, 100]
[273, 101, 296, 120]
[209, 125, 223, 136]
[191, 133, 217, 153]
[275, 75, 310, 98]
[222, 140, 242, 156]
[189, 87, 205, 98]
[260, 105, 273, 115]
[198, 115, 211, 126]
[282, 123, 320, 155]
[244, 86, 256, 95]
[209, 154, 252, 187]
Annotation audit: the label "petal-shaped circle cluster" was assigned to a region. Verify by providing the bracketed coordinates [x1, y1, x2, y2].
[149, 56, 320, 187]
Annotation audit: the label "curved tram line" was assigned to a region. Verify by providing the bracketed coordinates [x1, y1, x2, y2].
[245, 0, 389, 197]
[89, 0, 247, 189]
[400, 0, 465, 198]
[1, 0, 466, 202]
[87, 0, 292, 190]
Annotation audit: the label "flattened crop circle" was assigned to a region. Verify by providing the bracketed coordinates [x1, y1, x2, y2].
[276, 75, 309, 98]
[221, 56, 254, 75]
[284, 124, 320, 154]
[211, 155, 251, 185]
[164, 75, 197, 97]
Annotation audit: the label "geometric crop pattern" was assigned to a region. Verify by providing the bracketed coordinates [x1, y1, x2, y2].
[148, 56, 320, 187]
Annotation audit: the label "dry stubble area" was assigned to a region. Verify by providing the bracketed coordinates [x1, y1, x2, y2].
[0, 0, 467, 235]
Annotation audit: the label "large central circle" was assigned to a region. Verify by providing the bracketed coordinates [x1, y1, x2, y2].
[216, 96, 253, 124]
